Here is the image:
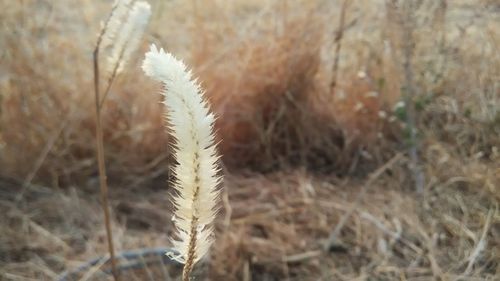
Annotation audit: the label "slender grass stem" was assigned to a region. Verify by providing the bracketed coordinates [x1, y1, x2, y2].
[93, 23, 120, 281]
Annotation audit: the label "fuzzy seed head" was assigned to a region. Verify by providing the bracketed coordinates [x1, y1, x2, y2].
[105, 0, 151, 74]
[142, 44, 221, 265]
[101, 0, 133, 49]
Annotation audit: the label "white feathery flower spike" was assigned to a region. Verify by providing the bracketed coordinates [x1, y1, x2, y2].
[142, 44, 221, 278]
[106, 0, 151, 74]
[101, 0, 133, 50]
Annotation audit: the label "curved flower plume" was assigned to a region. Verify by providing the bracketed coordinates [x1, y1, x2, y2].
[142, 44, 221, 279]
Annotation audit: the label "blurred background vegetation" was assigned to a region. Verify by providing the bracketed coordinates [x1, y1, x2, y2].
[0, 0, 498, 280]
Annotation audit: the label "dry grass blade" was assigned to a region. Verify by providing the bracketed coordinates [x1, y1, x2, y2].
[463, 207, 495, 276]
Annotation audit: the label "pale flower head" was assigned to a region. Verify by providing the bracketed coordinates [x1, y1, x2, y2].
[142, 44, 221, 266]
[106, 1, 151, 74]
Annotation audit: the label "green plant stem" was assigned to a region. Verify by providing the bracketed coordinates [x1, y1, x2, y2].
[400, 1, 424, 194]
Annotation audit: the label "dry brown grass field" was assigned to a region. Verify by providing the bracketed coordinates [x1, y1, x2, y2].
[0, 0, 499, 280]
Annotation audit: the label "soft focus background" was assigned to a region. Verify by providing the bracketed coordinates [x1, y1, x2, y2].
[0, 0, 499, 280]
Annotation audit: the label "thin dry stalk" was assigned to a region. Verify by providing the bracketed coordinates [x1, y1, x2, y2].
[93, 36, 120, 281]
[92, 5, 120, 281]
[91, 2, 151, 279]
[330, 0, 350, 91]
